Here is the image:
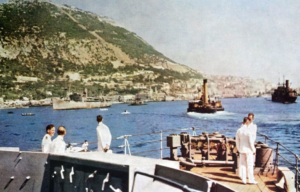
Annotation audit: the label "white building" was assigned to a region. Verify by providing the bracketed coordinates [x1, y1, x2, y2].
[16, 76, 38, 83]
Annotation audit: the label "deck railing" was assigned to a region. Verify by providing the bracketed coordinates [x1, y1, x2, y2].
[258, 132, 300, 192]
[111, 128, 193, 158]
[110, 128, 300, 191]
[42, 127, 300, 191]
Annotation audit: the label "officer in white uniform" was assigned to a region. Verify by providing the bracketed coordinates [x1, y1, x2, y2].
[41, 124, 55, 153]
[50, 126, 67, 153]
[96, 115, 112, 153]
[248, 113, 257, 141]
[236, 117, 257, 184]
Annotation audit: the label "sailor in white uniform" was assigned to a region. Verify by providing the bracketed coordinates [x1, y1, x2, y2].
[96, 115, 112, 153]
[82, 140, 89, 151]
[50, 126, 67, 153]
[41, 124, 55, 153]
[248, 113, 257, 141]
[236, 117, 257, 184]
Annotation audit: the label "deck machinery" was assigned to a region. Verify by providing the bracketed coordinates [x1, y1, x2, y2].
[167, 131, 274, 175]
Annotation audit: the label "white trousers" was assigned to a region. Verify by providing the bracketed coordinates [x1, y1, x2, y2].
[239, 153, 255, 183]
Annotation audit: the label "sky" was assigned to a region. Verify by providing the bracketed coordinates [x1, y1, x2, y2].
[1, 0, 300, 87]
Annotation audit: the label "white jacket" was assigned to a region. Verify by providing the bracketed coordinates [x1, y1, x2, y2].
[41, 134, 52, 153]
[236, 124, 256, 154]
[96, 122, 112, 152]
[50, 135, 66, 153]
[249, 122, 257, 141]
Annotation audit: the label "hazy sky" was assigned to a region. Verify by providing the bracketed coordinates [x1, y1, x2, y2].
[1, 0, 300, 87]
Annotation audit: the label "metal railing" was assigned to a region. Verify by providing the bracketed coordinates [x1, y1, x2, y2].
[258, 132, 300, 192]
[32, 127, 300, 191]
[111, 127, 196, 158]
[64, 127, 204, 158]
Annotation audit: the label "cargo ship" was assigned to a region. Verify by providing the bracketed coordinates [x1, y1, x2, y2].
[53, 92, 112, 110]
[187, 79, 224, 113]
[272, 80, 297, 104]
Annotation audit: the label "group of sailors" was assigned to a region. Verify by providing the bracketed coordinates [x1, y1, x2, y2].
[41, 112, 258, 185]
[235, 113, 258, 185]
[41, 115, 112, 154]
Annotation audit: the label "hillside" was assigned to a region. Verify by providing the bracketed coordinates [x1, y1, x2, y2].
[0, 0, 202, 100]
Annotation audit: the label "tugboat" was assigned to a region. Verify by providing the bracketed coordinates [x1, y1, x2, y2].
[272, 80, 297, 104]
[187, 79, 224, 113]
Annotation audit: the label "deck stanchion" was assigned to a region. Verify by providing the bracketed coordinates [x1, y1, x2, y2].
[124, 135, 131, 156]
[275, 142, 279, 173]
[296, 155, 299, 192]
[225, 137, 228, 163]
[160, 131, 163, 159]
[117, 135, 132, 156]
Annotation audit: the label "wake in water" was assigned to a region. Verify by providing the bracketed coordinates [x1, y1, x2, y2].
[187, 111, 236, 120]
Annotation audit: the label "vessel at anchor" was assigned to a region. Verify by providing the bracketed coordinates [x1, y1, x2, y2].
[53, 90, 111, 110]
[272, 80, 297, 104]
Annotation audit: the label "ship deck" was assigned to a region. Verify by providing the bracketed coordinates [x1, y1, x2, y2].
[189, 165, 278, 192]
[182, 152, 278, 192]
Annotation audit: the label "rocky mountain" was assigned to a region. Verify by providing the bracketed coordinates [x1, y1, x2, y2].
[0, 0, 202, 100]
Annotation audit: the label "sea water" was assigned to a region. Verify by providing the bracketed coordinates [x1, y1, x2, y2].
[0, 97, 299, 167]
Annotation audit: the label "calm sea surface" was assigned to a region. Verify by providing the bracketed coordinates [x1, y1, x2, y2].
[0, 97, 299, 167]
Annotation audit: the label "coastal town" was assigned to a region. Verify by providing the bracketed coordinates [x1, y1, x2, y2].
[0, 71, 280, 109]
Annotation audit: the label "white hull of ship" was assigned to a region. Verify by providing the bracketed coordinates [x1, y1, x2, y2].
[53, 99, 111, 110]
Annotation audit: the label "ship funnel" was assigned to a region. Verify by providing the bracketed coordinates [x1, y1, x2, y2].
[286, 80, 289, 91]
[197, 87, 202, 100]
[203, 79, 208, 104]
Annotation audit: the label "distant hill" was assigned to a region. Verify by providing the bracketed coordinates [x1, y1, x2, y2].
[0, 0, 202, 100]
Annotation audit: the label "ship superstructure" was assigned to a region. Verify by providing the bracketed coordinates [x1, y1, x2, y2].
[53, 89, 111, 110]
[272, 80, 297, 104]
[187, 79, 224, 113]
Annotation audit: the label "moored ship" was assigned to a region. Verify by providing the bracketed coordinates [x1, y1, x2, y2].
[272, 80, 297, 104]
[53, 92, 112, 110]
[187, 79, 224, 113]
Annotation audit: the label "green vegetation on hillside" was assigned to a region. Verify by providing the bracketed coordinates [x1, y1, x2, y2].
[0, 1, 94, 39]
[0, 1, 203, 100]
[68, 10, 173, 63]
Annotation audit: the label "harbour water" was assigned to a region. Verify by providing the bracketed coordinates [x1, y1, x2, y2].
[0, 97, 299, 167]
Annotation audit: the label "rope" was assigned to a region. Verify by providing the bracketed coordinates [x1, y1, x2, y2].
[132, 147, 169, 155]
[123, 139, 166, 147]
